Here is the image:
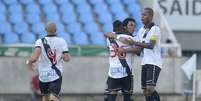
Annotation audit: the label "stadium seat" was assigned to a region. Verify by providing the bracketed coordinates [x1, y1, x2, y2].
[2, 0, 17, 5]
[102, 23, 113, 32]
[14, 23, 29, 34]
[67, 23, 82, 34]
[84, 22, 99, 35]
[0, 22, 12, 34]
[0, 14, 6, 22]
[94, 3, 108, 15]
[60, 9, 75, 18]
[43, 3, 57, 15]
[56, 23, 65, 33]
[79, 13, 94, 24]
[110, 3, 124, 14]
[122, 0, 138, 5]
[54, 0, 69, 5]
[8, 4, 23, 14]
[73, 32, 89, 45]
[25, 3, 40, 14]
[9, 13, 24, 24]
[25, 13, 41, 24]
[59, 3, 74, 14]
[62, 13, 77, 24]
[98, 12, 113, 24]
[32, 23, 45, 34]
[76, 3, 91, 14]
[4, 32, 19, 44]
[72, 0, 86, 5]
[21, 32, 36, 44]
[38, 0, 52, 5]
[0, 2, 6, 14]
[90, 32, 106, 45]
[105, 0, 121, 5]
[88, 0, 103, 5]
[19, 0, 34, 5]
[114, 12, 128, 21]
[57, 32, 72, 45]
[94, 6, 113, 25]
[127, 3, 141, 18]
[46, 13, 60, 22]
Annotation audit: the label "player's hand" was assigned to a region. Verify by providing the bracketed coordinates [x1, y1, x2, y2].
[26, 60, 34, 71]
[119, 37, 134, 45]
[104, 32, 116, 39]
[118, 47, 126, 54]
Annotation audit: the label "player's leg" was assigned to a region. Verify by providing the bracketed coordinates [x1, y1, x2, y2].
[49, 93, 59, 101]
[141, 65, 152, 101]
[104, 77, 120, 101]
[42, 95, 49, 101]
[121, 76, 133, 101]
[145, 65, 161, 101]
[105, 89, 118, 101]
[49, 77, 62, 101]
[39, 81, 50, 101]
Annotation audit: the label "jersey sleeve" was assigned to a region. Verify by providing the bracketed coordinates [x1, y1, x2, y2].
[106, 38, 110, 47]
[149, 26, 160, 42]
[35, 39, 42, 48]
[135, 28, 143, 42]
[133, 33, 140, 42]
[61, 38, 69, 53]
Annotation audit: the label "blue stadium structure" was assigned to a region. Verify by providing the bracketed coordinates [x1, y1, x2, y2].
[0, 0, 143, 45]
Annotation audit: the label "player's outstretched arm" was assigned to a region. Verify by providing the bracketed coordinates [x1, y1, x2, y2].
[118, 47, 142, 54]
[104, 32, 117, 39]
[132, 35, 157, 49]
[26, 47, 41, 71]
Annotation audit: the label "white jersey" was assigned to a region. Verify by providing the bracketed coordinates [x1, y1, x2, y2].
[137, 25, 162, 68]
[107, 34, 134, 78]
[35, 36, 69, 82]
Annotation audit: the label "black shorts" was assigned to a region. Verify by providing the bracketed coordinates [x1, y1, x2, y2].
[39, 77, 62, 97]
[141, 64, 161, 89]
[106, 76, 133, 93]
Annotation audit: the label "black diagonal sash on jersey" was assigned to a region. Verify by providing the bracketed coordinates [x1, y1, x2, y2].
[41, 38, 61, 77]
[140, 23, 155, 56]
[109, 39, 132, 76]
[142, 22, 155, 43]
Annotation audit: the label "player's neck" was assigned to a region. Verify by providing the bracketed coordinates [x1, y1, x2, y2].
[47, 32, 56, 37]
[144, 21, 153, 28]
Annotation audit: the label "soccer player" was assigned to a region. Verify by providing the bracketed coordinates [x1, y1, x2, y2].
[118, 8, 162, 101]
[26, 22, 70, 101]
[129, 8, 162, 101]
[104, 20, 138, 101]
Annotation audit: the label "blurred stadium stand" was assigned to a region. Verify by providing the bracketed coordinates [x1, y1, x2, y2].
[0, 0, 143, 45]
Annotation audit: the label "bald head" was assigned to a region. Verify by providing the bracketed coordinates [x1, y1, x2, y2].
[45, 22, 57, 35]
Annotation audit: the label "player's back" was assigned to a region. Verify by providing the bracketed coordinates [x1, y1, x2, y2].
[36, 36, 67, 68]
[35, 36, 68, 82]
[107, 34, 134, 78]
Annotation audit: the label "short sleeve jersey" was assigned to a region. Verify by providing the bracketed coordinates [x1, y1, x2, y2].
[137, 25, 162, 68]
[35, 36, 69, 82]
[107, 34, 134, 78]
